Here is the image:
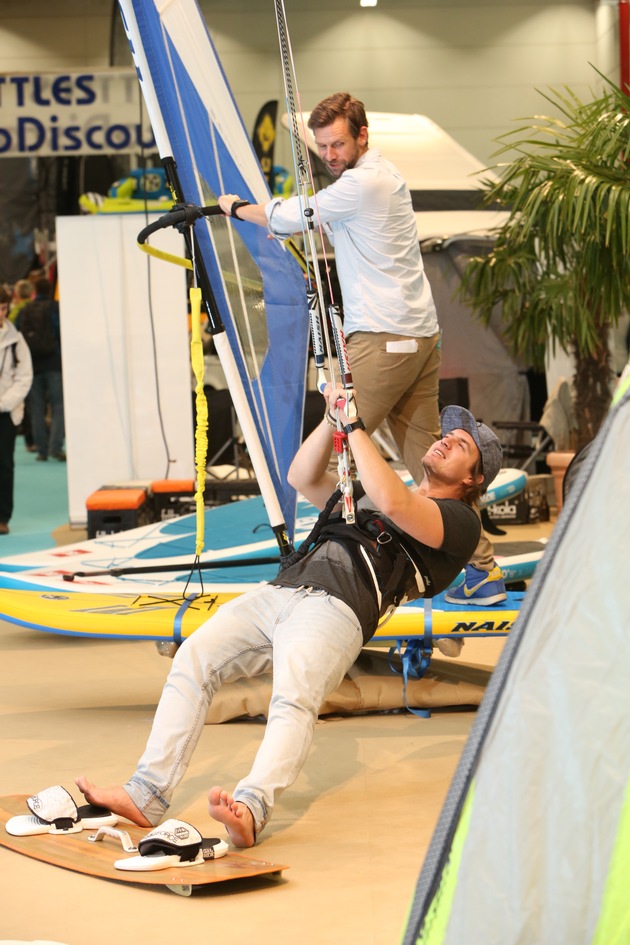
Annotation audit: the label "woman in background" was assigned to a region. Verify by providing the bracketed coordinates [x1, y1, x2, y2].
[0, 287, 33, 534]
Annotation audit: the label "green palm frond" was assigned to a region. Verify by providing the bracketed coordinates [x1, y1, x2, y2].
[461, 76, 630, 377]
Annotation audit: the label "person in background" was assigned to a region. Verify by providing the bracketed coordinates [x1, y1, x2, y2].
[8, 280, 37, 451]
[16, 277, 66, 463]
[217, 91, 506, 607]
[9, 279, 34, 324]
[0, 287, 33, 534]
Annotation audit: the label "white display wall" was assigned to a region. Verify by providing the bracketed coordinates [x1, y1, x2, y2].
[56, 214, 194, 527]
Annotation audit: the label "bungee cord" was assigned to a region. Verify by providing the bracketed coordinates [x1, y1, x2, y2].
[135, 198, 297, 585]
[137, 204, 222, 593]
[189, 285, 208, 561]
[273, 0, 358, 523]
[186, 218, 240, 580]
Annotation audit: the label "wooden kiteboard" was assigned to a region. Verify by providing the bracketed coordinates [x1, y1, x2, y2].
[0, 795, 287, 896]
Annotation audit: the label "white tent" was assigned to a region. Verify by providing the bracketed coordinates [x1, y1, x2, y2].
[401, 376, 630, 944]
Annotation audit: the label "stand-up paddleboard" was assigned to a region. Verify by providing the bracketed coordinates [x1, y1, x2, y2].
[0, 586, 524, 645]
[0, 469, 536, 642]
[0, 469, 533, 597]
[480, 467, 526, 508]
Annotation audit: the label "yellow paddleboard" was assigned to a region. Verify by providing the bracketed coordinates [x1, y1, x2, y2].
[0, 588, 521, 643]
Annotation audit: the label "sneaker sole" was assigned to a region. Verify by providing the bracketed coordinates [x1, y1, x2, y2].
[444, 593, 508, 606]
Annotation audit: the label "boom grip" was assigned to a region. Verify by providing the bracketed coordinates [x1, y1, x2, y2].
[137, 203, 223, 244]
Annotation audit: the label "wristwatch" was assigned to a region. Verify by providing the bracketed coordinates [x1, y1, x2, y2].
[230, 199, 250, 218]
[342, 417, 366, 435]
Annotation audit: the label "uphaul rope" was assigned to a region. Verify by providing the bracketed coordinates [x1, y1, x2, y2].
[273, 0, 357, 524]
[137, 202, 225, 588]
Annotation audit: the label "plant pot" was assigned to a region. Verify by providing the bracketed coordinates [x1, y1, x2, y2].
[546, 451, 575, 511]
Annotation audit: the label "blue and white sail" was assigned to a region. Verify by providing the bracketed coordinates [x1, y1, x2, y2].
[118, 0, 309, 546]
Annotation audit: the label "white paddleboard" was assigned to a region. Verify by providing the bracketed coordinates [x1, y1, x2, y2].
[0, 468, 531, 598]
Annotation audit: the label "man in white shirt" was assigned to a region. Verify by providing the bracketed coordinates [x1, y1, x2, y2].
[217, 92, 505, 607]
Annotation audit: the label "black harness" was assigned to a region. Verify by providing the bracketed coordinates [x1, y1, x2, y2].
[281, 489, 433, 616]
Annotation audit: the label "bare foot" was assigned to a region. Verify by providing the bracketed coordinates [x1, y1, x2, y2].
[208, 786, 255, 848]
[75, 775, 152, 828]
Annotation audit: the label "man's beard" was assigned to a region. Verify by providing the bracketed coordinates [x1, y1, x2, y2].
[326, 161, 348, 178]
[326, 145, 361, 178]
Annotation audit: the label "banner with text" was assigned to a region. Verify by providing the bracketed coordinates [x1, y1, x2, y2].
[0, 69, 156, 157]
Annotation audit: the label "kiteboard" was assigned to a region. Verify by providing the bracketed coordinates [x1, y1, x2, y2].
[0, 795, 286, 897]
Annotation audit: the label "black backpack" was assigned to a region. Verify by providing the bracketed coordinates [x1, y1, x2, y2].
[0, 341, 18, 373]
[19, 299, 57, 358]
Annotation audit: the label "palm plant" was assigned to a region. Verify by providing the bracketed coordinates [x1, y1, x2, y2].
[460, 76, 630, 452]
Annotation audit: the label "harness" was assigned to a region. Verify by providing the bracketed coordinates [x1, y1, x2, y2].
[281, 489, 441, 718]
[281, 489, 432, 620]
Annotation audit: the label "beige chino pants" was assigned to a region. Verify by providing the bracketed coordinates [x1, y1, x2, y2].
[346, 330, 494, 572]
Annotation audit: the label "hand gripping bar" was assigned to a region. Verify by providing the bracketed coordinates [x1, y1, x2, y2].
[137, 203, 224, 244]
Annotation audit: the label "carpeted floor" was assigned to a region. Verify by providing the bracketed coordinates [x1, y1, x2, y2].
[0, 445, 557, 944]
[0, 436, 84, 558]
[0, 616, 508, 945]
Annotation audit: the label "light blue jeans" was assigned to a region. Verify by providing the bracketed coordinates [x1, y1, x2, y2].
[125, 584, 364, 836]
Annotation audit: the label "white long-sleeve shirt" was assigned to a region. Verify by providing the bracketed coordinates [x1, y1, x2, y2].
[265, 148, 438, 337]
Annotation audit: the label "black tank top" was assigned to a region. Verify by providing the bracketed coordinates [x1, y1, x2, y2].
[271, 492, 480, 643]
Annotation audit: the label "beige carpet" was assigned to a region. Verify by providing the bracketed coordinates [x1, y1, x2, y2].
[0, 517, 552, 945]
[0, 618, 507, 945]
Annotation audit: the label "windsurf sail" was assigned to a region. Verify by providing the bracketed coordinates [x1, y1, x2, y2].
[400, 381, 630, 944]
[117, 0, 310, 549]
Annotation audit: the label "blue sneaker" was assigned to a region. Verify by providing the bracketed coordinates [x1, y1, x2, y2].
[444, 564, 507, 606]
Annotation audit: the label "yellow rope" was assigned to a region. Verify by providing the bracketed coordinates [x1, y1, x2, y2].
[138, 240, 193, 269]
[189, 286, 208, 556]
[138, 236, 263, 290]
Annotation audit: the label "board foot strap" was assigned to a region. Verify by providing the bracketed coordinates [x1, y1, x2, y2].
[388, 599, 434, 718]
